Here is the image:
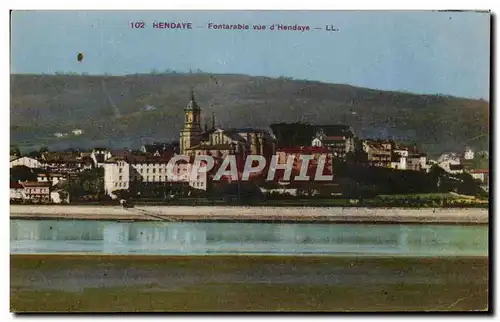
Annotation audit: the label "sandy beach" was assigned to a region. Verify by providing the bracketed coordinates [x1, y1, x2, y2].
[9, 205, 489, 224]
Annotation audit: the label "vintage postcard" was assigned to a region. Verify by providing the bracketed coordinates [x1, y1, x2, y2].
[10, 10, 490, 312]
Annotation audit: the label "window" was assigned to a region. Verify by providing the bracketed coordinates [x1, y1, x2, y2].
[146, 168, 149, 173]
[115, 183, 118, 187]
[146, 176, 149, 181]
[118, 176, 122, 181]
[159, 168, 162, 173]
[119, 168, 123, 173]
[153, 176, 156, 182]
[153, 168, 156, 173]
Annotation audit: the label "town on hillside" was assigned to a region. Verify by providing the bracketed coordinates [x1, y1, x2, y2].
[10, 90, 490, 207]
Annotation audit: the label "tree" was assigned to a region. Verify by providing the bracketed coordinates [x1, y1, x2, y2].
[10, 166, 36, 182]
[39, 146, 49, 153]
[10, 145, 21, 157]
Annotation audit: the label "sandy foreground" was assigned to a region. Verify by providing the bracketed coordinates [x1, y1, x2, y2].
[10, 255, 489, 312]
[10, 205, 488, 224]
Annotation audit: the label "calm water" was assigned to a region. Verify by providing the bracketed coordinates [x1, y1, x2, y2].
[10, 219, 488, 256]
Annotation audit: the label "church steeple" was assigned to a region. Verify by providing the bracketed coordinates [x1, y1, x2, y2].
[180, 89, 202, 154]
[186, 89, 200, 111]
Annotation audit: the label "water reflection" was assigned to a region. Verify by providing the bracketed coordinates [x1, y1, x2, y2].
[10, 220, 488, 256]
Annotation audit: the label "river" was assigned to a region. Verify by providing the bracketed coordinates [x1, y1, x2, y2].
[10, 219, 488, 256]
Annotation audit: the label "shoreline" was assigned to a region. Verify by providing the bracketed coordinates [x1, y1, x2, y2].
[10, 205, 489, 224]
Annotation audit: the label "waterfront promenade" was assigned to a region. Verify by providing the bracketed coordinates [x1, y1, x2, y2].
[10, 205, 488, 224]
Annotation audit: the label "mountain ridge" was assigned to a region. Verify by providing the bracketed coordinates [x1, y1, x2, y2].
[10, 73, 489, 156]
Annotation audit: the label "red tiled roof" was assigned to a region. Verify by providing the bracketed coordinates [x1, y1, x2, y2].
[471, 169, 489, 174]
[277, 147, 330, 154]
[20, 181, 51, 188]
[37, 173, 65, 177]
[322, 136, 346, 141]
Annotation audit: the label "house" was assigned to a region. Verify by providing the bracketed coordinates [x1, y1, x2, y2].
[10, 156, 42, 169]
[390, 153, 407, 170]
[437, 153, 463, 174]
[91, 148, 113, 168]
[389, 143, 428, 171]
[10, 182, 24, 201]
[469, 169, 489, 185]
[20, 182, 51, 203]
[50, 190, 69, 204]
[41, 152, 93, 173]
[362, 140, 392, 167]
[310, 125, 355, 159]
[72, 129, 84, 136]
[141, 142, 180, 156]
[464, 147, 474, 160]
[36, 173, 65, 186]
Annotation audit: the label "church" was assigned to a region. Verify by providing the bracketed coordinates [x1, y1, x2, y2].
[179, 90, 276, 160]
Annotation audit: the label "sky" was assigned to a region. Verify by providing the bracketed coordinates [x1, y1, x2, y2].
[10, 10, 490, 99]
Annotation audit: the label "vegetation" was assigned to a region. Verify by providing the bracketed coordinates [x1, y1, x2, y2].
[10, 166, 37, 182]
[58, 168, 105, 201]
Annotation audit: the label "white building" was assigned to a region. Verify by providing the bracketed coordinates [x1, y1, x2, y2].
[20, 182, 51, 203]
[464, 147, 474, 160]
[390, 146, 427, 172]
[437, 153, 463, 174]
[103, 154, 207, 198]
[10, 156, 42, 169]
[72, 129, 84, 136]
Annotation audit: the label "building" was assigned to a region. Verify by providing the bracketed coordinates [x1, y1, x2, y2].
[72, 129, 84, 136]
[179, 90, 203, 155]
[20, 182, 51, 203]
[188, 127, 275, 159]
[464, 147, 474, 160]
[179, 91, 275, 159]
[103, 153, 207, 198]
[141, 142, 180, 156]
[437, 153, 463, 174]
[41, 152, 93, 173]
[36, 173, 65, 186]
[270, 123, 354, 160]
[10, 156, 42, 169]
[310, 125, 355, 159]
[469, 169, 489, 185]
[91, 148, 113, 168]
[362, 140, 392, 167]
[10, 182, 24, 201]
[390, 145, 427, 171]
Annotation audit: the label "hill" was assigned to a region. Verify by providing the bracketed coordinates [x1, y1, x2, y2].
[10, 73, 489, 156]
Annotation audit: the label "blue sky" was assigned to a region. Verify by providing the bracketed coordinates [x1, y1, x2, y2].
[11, 10, 490, 99]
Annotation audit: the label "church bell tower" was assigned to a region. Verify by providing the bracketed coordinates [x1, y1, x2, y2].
[180, 90, 202, 154]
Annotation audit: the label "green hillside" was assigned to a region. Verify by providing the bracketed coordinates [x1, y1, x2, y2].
[10, 73, 489, 156]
